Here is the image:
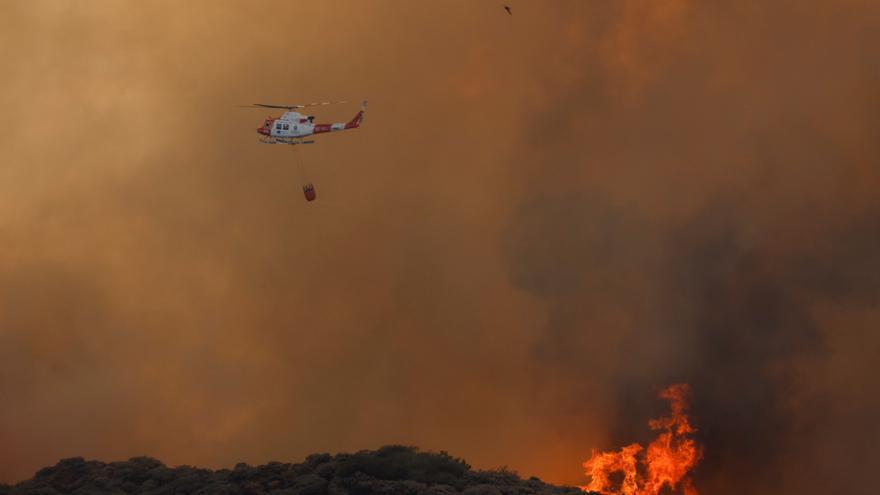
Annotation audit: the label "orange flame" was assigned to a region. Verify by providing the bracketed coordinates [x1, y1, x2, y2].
[581, 384, 701, 495]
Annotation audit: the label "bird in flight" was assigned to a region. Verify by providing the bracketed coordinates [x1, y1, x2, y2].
[504, 4, 512, 15]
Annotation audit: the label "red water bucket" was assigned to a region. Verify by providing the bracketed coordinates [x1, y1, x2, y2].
[303, 183, 317, 202]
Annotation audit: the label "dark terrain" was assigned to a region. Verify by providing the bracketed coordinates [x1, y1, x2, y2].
[1, 446, 593, 495]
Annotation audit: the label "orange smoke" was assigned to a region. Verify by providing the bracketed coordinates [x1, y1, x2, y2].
[581, 384, 701, 495]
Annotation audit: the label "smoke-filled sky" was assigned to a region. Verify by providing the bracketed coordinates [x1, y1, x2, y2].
[2, 1, 879, 494]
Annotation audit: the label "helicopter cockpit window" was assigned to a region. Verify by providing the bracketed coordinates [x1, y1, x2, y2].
[283, 123, 290, 130]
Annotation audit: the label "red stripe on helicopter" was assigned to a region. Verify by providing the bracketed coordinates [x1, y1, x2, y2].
[313, 124, 332, 134]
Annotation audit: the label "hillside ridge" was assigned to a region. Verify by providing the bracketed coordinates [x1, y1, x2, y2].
[1, 445, 595, 495]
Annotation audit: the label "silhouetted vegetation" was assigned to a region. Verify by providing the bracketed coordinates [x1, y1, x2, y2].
[2, 446, 594, 495]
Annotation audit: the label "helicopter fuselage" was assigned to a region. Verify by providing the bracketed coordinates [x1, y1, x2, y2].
[257, 107, 363, 141]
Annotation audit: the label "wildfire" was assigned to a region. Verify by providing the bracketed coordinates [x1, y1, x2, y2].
[581, 384, 701, 495]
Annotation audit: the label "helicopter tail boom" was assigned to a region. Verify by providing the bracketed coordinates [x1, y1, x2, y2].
[313, 100, 367, 134]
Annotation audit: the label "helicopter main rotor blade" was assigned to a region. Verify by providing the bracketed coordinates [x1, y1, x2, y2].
[299, 101, 348, 108]
[239, 101, 349, 110]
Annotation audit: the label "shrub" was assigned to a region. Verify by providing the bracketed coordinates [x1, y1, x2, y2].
[337, 446, 470, 485]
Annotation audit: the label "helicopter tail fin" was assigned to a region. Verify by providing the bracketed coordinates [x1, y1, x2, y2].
[345, 100, 367, 129]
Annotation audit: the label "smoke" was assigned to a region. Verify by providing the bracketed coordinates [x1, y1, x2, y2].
[1, 1, 879, 494]
[501, 2, 880, 494]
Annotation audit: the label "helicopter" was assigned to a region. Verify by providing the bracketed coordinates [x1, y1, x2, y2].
[244, 100, 367, 145]
[241, 100, 367, 201]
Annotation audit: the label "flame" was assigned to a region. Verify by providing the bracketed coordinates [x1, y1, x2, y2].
[581, 384, 702, 495]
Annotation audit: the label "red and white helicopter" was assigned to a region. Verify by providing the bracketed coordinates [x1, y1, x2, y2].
[242, 100, 367, 201]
